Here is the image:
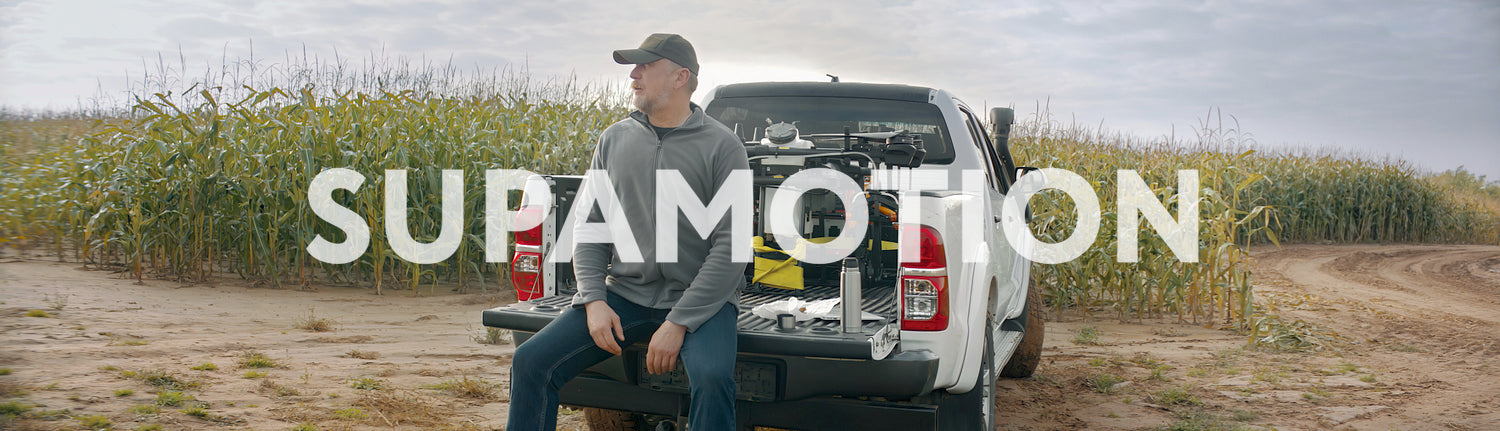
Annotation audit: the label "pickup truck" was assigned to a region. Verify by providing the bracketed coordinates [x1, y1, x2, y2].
[483, 82, 1044, 431]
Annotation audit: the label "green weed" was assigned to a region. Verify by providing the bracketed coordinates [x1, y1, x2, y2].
[333, 407, 367, 420]
[1087, 373, 1125, 394]
[239, 351, 279, 368]
[1152, 387, 1201, 406]
[474, 328, 511, 345]
[1073, 325, 1102, 345]
[155, 390, 191, 407]
[1334, 361, 1358, 374]
[347, 377, 384, 390]
[181, 404, 211, 418]
[0, 401, 31, 416]
[122, 369, 199, 391]
[76, 414, 112, 429]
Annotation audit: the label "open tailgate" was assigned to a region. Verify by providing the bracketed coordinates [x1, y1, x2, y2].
[483, 285, 900, 360]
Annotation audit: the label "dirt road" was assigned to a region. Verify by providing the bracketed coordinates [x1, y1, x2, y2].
[2, 244, 1497, 430]
[995, 244, 1500, 430]
[1248, 245, 1500, 429]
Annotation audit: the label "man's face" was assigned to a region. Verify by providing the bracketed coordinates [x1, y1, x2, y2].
[630, 59, 679, 113]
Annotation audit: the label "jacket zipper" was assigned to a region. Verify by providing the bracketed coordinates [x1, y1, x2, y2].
[649, 123, 667, 307]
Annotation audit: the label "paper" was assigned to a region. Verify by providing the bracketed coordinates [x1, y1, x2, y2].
[750, 297, 883, 322]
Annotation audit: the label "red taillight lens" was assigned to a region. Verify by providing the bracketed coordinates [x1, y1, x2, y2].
[515, 226, 542, 247]
[905, 225, 946, 269]
[900, 225, 948, 331]
[514, 206, 544, 246]
[511, 251, 542, 301]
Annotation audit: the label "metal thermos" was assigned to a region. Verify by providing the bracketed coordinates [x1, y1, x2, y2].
[841, 257, 861, 333]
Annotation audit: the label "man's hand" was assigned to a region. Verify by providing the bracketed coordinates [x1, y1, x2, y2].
[585, 301, 626, 355]
[646, 321, 687, 374]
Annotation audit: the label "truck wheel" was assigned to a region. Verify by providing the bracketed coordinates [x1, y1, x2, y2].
[999, 280, 1045, 378]
[583, 407, 638, 431]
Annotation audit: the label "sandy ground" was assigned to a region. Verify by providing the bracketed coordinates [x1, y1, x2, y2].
[994, 244, 1500, 430]
[1, 244, 1497, 430]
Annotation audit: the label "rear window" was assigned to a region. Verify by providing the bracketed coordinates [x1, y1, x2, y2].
[705, 96, 955, 164]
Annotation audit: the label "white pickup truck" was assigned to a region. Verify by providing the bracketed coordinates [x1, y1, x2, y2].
[483, 81, 1044, 430]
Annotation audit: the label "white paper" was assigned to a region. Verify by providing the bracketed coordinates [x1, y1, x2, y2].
[751, 297, 882, 322]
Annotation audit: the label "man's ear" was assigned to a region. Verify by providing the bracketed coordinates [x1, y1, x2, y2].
[674, 67, 691, 90]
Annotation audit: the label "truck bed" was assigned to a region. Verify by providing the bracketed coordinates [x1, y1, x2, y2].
[482, 284, 899, 360]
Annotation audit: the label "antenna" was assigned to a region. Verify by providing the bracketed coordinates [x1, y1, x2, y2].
[826, 74, 839, 83]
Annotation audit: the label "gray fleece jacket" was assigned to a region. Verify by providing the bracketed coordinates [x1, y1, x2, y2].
[569, 103, 750, 332]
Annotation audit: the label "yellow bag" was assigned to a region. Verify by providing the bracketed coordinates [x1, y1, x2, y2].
[752, 236, 803, 290]
[750, 237, 897, 290]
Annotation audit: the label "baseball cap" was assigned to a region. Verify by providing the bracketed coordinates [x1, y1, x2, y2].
[613, 33, 699, 75]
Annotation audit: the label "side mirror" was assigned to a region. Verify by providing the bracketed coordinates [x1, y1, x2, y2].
[1016, 166, 1040, 179]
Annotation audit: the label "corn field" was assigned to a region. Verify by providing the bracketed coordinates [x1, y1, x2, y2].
[1011, 106, 1499, 328]
[0, 56, 626, 293]
[1245, 151, 1499, 244]
[2, 59, 1497, 328]
[1011, 108, 1275, 326]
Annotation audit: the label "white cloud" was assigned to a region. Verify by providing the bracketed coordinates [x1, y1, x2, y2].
[1, 0, 1496, 178]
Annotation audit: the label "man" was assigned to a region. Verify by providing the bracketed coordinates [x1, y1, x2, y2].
[507, 33, 750, 431]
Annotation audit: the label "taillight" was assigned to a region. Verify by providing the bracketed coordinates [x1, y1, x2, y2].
[514, 206, 544, 246]
[511, 206, 544, 301]
[900, 225, 948, 331]
[511, 250, 542, 300]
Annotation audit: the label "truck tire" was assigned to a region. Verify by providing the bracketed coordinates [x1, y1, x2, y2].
[999, 280, 1044, 378]
[583, 407, 638, 431]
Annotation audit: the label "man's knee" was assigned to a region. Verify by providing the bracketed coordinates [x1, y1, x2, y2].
[688, 359, 735, 392]
[511, 339, 546, 379]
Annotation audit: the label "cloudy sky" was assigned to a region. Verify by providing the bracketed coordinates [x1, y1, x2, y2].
[3, 0, 1497, 179]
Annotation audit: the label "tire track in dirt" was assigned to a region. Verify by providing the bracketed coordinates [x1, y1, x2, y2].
[1252, 244, 1500, 429]
[1257, 245, 1500, 356]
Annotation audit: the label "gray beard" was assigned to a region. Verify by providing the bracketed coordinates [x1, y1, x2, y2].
[633, 89, 671, 114]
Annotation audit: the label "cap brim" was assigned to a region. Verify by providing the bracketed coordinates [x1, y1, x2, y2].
[613, 49, 663, 65]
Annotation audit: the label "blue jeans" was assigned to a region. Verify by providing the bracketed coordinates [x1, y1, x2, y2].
[507, 291, 738, 431]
